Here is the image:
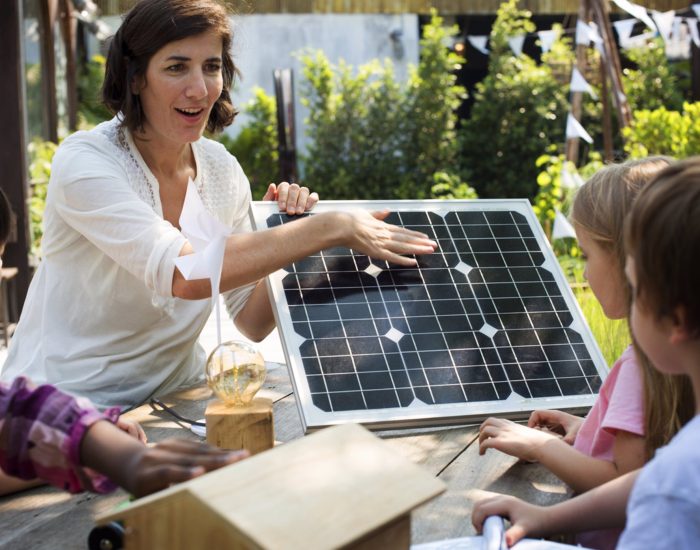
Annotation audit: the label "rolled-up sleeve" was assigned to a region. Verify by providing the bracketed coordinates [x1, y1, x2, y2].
[49, 134, 186, 298]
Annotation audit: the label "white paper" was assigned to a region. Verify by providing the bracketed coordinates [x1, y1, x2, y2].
[173, 179, 233, 346]
[566, 113, 593, 144]
[551, 210, 577, 240]
[612, 0, 658, 32]
[570, 67, 597, 99]
[468, 35, 490, 55]
[537, 29, 558, 53]
[508, 34, 526, 57]
[652, 10, 676, 42]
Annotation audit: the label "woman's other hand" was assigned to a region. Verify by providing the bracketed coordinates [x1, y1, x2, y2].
[263, 182, 319, 215]
[472, 494, 549, 547]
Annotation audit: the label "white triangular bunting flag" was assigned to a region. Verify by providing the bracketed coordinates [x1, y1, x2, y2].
[508, 34, 526, 56]
[612, 0, 657, 32]
[537, 29, 558, 52]
[613, 18, 637, 44]
[688, 18, 700, 47]
[652, 10, 676, 42]
[576, 20, 592, 45]
[560, 166, 577, 189]
[573, 172, 586, 188]
[467, 35, 489, 55]
[566, 113, 593, 144]
[588, 21, 603, 44]
[570, 67, 598, 99]
[693, 4, 700, 19]
[551, 210, 577, 240]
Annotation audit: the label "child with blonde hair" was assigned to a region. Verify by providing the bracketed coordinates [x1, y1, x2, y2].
[472, 155, 700, 549]
[477, 157, 693, 549]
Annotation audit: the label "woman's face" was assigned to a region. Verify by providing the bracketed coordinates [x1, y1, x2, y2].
[135, 32, 224, 146]
[576, 226, 628, 320]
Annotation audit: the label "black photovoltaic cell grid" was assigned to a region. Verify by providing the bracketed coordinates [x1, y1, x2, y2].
[259, 205, 604, 429]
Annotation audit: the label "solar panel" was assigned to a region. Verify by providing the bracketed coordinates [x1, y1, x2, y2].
[250, 200, 607, 432]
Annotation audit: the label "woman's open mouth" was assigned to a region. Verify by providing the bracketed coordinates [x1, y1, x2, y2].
[175, 107, 205, 119]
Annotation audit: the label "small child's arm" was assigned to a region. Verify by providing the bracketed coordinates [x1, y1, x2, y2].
[472, 470, 640, 547]
[80, 421, 248, 497]
[478, 417, 645, 493]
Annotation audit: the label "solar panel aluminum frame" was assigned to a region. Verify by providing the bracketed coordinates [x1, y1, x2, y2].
[250, 199, 608, 433]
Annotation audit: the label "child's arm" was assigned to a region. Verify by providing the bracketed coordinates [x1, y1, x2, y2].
[527, 409, 583, 444]
[472, 469, 640, 547]
[80, 420, 248, 497]
[479, 417, 645, 493]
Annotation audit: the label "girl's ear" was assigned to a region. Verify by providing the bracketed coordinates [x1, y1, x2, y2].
[131, 75, 143, 95]
[669, 306, 692, 344]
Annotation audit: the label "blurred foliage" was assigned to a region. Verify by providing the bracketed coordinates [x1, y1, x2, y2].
[218, 87, 279, 200]
[27, 138, 58, 259]
[458, 0, 570, 199]
[623, 102, 700, 159]
[77, 54, 112, 128]
[299, 10, 473, 200]
[621, 38, 685, 113]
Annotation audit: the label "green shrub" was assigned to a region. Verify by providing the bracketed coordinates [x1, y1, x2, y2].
[27, 138, 58, 259]
[299, 10, 471, 200]
[622, 38, 685, 113]
[458, 0, 570, 199]
[77, 55, 113, 129]
[218, 87, 278, 200]
[623, 102, 700, 159]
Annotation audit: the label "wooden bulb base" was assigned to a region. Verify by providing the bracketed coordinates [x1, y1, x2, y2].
[205, 397, 274, 455]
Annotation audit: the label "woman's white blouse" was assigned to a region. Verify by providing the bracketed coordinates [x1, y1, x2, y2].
[1, 118, 256, 409]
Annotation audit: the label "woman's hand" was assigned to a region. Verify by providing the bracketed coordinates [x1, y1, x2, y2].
[336, 210, 437, 266]
[528, 409, 583, 445]
[472, 494, 549, 547]
[262, 182, 319, 215]
[478, 417, 558, 462]
[116, 417, 148, 444]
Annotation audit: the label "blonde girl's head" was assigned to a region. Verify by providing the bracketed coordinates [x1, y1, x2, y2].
[571, 156, 693, 460]
[570, 156, 673, 303]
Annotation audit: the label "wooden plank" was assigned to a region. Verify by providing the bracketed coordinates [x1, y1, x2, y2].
[411, 428, 570, 544]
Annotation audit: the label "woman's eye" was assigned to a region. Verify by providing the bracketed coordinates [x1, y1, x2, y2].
[205, 63, 222, 73]
[166, 64, 184, 72]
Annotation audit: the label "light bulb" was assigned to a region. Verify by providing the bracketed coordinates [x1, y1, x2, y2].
[206, 341, 266, 406]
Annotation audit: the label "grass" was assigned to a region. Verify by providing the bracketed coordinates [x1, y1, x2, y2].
[573, 286, 630, 366]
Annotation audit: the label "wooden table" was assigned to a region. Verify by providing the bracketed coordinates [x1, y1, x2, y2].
[0, 363, 571, 548]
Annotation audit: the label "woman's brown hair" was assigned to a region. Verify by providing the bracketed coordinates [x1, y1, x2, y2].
[102, 0, 238, 134]
[571, 156, 693, 460]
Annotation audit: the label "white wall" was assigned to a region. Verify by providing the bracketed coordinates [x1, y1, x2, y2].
[90, 14, 419, 155]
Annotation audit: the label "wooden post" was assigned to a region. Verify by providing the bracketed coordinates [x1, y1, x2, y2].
[206, 397, 274, 455]
[0, 0, 32, 318]
[591, 0, 632, 128]
[566, 0, 591, 165]
[599, 53, 614, 161]
[59, 0, 79, 131]
[39, 0, 60, 142]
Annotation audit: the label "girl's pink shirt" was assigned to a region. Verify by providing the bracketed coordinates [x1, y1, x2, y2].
[573, 345, 645, 461]
[573, 344, 645, 550]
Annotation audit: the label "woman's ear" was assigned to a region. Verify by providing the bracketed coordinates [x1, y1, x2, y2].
[131, 75, 143, 96]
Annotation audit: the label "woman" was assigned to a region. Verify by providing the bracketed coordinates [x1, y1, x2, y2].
[1, 0, 435, 409]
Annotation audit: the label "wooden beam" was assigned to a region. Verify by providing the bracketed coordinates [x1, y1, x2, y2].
[0, 0, 32, 318]
[59, 0, 79, 131]
[39, 0, 60, 142]
[566, 0, 590, 164]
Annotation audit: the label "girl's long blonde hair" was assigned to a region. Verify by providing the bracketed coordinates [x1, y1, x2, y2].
[570, 156, 694, 460]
